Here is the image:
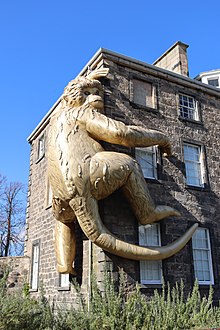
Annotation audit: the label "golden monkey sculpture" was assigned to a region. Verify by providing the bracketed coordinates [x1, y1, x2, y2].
[48, 68, 198, 274]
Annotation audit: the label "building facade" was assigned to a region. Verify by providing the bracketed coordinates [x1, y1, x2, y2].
[25, 42, 220, 304]
[195, 69, 220, 88]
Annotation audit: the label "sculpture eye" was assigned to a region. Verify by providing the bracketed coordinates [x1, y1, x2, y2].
[84, 91, 90, 96]
[95, 90, 100, 96]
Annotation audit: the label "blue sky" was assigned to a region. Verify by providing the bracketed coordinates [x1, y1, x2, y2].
[0, 0, 220, 186]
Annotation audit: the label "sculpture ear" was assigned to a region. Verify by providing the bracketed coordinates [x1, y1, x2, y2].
[63, 95, 68, 102]
[87, 67, 109, 80]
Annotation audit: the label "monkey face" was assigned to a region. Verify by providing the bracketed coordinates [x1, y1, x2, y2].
[83, 87, 104, 110]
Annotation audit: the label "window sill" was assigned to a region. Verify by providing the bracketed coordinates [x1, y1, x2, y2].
[45, 204, 52, 210]
[35, 154, 45, 164]
[178, 116, 203, 126]
[57, 286, 71, 291]
[185, 184, 210, 192]
[29, 288, 38, 292]
[130, 101, 158, 114]
[145, 178, 161, 184]
[140, 283, 162, 290]
[198, 283, 214, 287]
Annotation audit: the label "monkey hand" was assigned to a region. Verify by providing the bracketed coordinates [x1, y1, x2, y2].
[160, 140, 172, 157]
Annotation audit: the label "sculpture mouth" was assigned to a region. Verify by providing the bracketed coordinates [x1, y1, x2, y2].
[91, 99, 103, 109]
[94, 100, 103, 104]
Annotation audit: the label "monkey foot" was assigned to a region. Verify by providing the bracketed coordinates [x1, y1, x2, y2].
[141, 205, 181, 225]
[57, 265, 77, 276]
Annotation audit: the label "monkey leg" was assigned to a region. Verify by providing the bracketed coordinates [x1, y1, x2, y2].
[55, 221, 76, 275]
[90, 151, 135, 200]
[90, 151, 180, 224]
[52, 197, 77, 275]
[122, 160, 180, 224]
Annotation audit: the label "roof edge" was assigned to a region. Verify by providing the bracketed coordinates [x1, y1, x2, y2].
[195, 69, 220, 80]
[27, 97, 61, 143]
[27, 47, 220, 142]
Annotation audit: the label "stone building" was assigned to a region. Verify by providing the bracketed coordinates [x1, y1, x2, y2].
[25, 41, 220, 305]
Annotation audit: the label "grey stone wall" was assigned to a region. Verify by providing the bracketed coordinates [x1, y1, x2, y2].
[0, 256, 29, 291]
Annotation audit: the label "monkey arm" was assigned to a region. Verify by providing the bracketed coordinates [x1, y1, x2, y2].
[85, 111, 172, 156]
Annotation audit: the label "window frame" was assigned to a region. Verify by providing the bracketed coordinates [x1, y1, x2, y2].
[183, 142, 206, 188]
[58, 273, 71, 291]
[30, 240, 40, 291]
[135, 146, 158, 180]
[36, 133, 45, 162]
[130, 77, 157, 110]
[207, 77, 219, 87]
[178, 93, 199, 121]
[45, 179, 53, 209]
[139, 223, 162, 285]
[192, 227, 214, 285]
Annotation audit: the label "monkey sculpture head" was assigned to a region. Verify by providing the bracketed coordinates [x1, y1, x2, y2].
[62, 76, 104, 110]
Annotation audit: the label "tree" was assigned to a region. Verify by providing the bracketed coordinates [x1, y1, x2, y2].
[0, 174, 26, 257]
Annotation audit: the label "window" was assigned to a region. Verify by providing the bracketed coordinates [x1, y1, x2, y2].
[31, 241, 40, 290]
[139, 224, 162, 284]
[179, 94, 198, 120]
[133, 79, 156, 109]
[183, 143, 205, 187]
[37, 134, 45, 160]
[59, 273, 70, 289]
[192, 228, 214, 285]
[208, 78, 219, 87]
[46, 180, 53, 208]
[135, 146, 157, 179]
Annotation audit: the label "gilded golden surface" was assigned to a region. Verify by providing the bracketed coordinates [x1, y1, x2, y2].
[47, 68, 198, 274]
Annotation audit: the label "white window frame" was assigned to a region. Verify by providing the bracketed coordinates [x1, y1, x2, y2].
[37, 134, 45, 160]
[31, 242, 40, 290]
[183, 143, 205, 187]
[132, 79, 157, 109]
[179, 93, 198, 120]
[45, 180, 53, 208]
[139, 223, 162, 284]
[135, 146, 158, 180]
[59, 273, 70, 289]
[192, 228, 214, 285]
[207, 77, 219, 87]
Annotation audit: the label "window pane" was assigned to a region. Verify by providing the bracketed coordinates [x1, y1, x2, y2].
[47, 182, 53, 206]
[136, 147, 157, 179]
[133, 79, 154, 108]
[179, 94, 197, 120]
[208, 79, 219, 87]
[140, 260, 161, 281]
[184, 144, 203, 187]
[192, 228, 213, 284]
[31, 244, 40, 290]
[38, 135, 45, 159]
[60, 274, 70, 287]
[139, 224, 162, 283]
[139, 224, 160, 246]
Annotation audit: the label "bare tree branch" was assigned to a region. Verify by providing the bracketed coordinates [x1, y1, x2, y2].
[0, 177, 26, 257]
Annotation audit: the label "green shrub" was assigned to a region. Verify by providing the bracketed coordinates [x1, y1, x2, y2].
[63, 271, 220, 330]
[1, 269, 220, 330]
[0, 277, 54, 330]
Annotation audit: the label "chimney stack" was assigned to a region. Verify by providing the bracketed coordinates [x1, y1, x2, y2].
[153, 41, 189, 76]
